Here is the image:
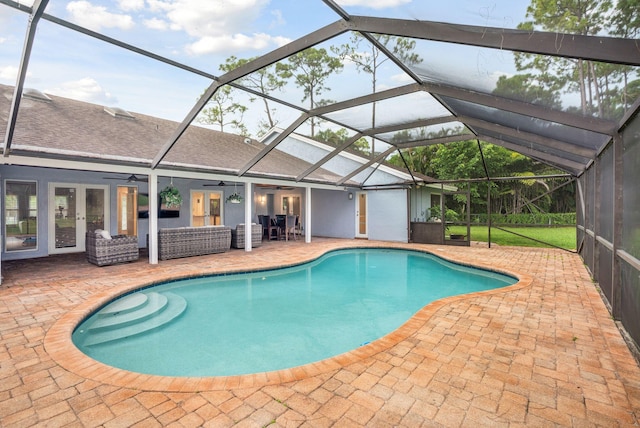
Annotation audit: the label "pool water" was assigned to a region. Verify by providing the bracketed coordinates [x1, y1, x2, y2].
[73, 248, 516, 376]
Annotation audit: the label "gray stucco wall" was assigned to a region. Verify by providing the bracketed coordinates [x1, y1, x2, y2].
[311, 188, 408, 242]
[367, 189, 408, 242]
[311, 189, 355, 239]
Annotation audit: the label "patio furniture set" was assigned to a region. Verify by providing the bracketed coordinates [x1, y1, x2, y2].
[86, 223, 264, 266]
[258, 214, 300, 241]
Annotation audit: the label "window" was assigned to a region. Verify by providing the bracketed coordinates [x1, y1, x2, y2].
[117, 186, 138, 236]
[5, 180, 37, 251]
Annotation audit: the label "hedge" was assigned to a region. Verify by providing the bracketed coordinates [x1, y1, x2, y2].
[470, 212, 576, 226]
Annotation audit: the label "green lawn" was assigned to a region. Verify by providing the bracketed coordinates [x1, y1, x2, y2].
[448, 225, 576, 250]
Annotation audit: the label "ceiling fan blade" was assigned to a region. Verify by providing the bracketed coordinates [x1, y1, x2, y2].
[102, 174, 147, 182]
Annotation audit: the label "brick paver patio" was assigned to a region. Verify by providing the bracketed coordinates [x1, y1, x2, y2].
[1, 239, 639, 427]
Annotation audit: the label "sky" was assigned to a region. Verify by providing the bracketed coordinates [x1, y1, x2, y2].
[0, 0, 533, 137]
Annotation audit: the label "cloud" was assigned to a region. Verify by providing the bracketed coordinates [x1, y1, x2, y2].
[270, 9, 285, 28]
[117, 0, 144, 12]
[0, 65, 20, 82]
[145, 0, 291, 55]
[45, 78, 117, 104]
[0, 37, 6, 44]
[66, 1, 134, 31]
[336, 0, 411, 9]
[143, 18, 169, 31]
[186, 33, 291, 56]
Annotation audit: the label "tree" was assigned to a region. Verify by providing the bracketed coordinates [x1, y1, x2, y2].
[494, 74, 562, 109]
[333, 33, 422, 154]
[220, 56, 285, 135]
[196, 85, 248, 136]
[276, 48, 344, 137]
[313, 127, 370, 153]
[515, 0, 620, 118]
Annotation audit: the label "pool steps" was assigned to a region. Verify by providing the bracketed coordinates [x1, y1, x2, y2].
[77, 291, 186, 346]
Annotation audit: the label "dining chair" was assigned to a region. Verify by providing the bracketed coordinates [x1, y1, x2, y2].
[285, 215, 298, 241]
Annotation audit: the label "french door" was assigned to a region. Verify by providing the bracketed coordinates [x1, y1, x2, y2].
[191, 190, 223, 226]
[48, 183, 109, 254]
[355, 192, 368, 238]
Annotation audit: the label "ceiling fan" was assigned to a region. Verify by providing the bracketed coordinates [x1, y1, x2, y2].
[103, 174, 148, 182]
[202, 181, 226, 187]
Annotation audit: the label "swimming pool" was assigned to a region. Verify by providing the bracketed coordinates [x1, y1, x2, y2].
[72, 248, 516, 377]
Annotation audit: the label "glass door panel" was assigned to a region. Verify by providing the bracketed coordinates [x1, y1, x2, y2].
[209, 193, 221, 225]
[191, 191, 206, 226]
[87, 188, 106, 233]
[54, 187, 77, 249]
[116, 186, 136, 236]
[356, 192, 368, 238]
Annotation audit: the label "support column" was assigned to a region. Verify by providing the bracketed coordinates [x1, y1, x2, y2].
[305, 186, 312, 243]
[244, 182, 252, 252]
[148, 172, 158, 264]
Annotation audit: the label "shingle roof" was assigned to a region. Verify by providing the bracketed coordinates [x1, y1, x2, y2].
[0, 84, 347, 185]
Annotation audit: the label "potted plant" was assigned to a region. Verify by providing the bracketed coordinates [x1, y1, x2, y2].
[226, 192, 243, 204]
[159, 185, 182, 208]
[226, 183, 243, 204]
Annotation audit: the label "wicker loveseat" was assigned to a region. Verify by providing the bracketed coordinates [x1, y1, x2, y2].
[157, 226, 231, 260]
[86, 231, 139, 266]
[231, 223, 263, 249]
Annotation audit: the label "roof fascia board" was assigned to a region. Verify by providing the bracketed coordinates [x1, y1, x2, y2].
[421, 82, 617, 135]
[460, 116, 597, 159]
[3, 0, 48, 157]
[152, 20, 348, 169]
[480, 135, 583, 175]
[239, 114, 310, 176]
[1, 154, 344, 190]
[348, 16, 640, 66]
[337, 146, 396, 186]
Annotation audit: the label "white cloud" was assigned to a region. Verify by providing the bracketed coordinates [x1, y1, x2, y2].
[118, 0, 144, 11]
[145, 0, 291, 55]
[46, 78, 117, 104]
[186, 33, 290, 56]
[270, 9, 285, 28]
[0, 37, 6, 44]
[0, 65, 20, 82]
[66, 1, 134, 31]
[143, 17, 169, 31]
[336, 0, 411, 9]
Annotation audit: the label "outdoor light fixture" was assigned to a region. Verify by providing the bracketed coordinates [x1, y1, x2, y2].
[348, 192, 353, 200]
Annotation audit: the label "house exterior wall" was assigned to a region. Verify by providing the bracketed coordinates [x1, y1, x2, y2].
[367, 189, 408, 242]
[311, 188, 408, 242]
[311, 189, 355, 239]
[0, 166, 257, 261]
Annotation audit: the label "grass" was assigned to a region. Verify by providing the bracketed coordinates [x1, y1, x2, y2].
[448, 225, 576, 250]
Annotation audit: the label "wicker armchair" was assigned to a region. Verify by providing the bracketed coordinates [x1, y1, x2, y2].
[85, 232, 139, 266]
[231, 223, 263, 248]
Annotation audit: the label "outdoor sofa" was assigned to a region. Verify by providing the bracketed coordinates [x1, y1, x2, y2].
[230, 223, 263, 249]
[86, 231, 139, 266]
[157, 225, 231, 260]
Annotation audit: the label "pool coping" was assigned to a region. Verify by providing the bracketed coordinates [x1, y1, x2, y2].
[44, 245, 533, 392]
